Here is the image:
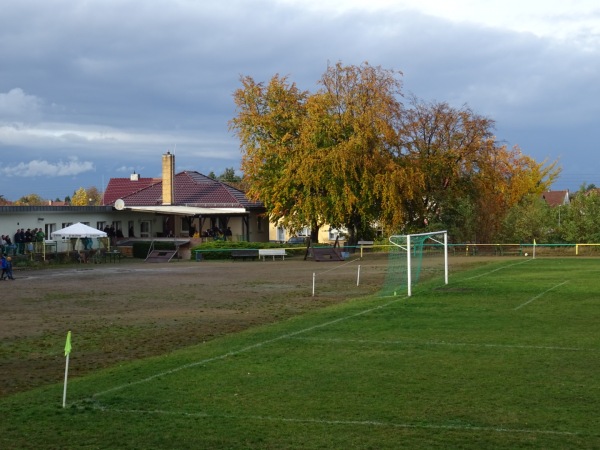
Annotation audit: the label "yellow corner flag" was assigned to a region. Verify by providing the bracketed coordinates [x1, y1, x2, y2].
[63, 331, 72, 407]
[533, 239, 537, 246]
[64, 331, 72, 357]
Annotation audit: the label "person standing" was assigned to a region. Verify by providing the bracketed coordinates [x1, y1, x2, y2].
[24, 229, 33, 253]
[4, 256, 14, 280]
[14, 229, 23, 255]
[4, 235, 14, 255]
[0, 255, 8, 279]
[35, 228, 45, 253]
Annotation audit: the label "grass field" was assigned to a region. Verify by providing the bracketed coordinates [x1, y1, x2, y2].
[1, 257, 598, 449]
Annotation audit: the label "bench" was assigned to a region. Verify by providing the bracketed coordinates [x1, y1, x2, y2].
[357, 240, 374, 258]
[231, 249, 259, 261]
[258, 248, 287, 261]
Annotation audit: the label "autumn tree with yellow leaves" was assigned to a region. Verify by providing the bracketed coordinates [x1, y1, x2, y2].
[231, 62, 559, 244]
[70, 187, 102, 206]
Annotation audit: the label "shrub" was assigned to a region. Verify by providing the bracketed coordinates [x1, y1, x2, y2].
[191, 241, 307, 260]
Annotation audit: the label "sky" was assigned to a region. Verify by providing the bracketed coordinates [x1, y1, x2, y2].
[1, 0, 599, 201]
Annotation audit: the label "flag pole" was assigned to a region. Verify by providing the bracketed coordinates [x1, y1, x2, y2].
[63, 331, 72, 408]
[533, 239, 537, 259]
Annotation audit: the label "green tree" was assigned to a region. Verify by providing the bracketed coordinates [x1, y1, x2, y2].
[15, 193, 46, 206]
[217, 167, 241, 183]
[500, 194, 554, 243]
[561, 188, 600, 243]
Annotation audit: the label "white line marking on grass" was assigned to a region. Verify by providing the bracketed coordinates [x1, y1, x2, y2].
[84, 405, 583, 437]
[84, 296, 408, 401]
[514, 281, 569, 310]
[288, 337, 597, 352]
[461, 259, 532, 281]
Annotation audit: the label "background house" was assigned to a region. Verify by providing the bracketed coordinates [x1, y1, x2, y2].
[541, 190, 570, 207]
[269, 221, 346, 244]
[102, 152, 267, 242]
[0, 152, 267, 257]
[0, 204, 157, 254]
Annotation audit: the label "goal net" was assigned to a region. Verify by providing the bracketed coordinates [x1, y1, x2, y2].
[381, 231, 448, 297]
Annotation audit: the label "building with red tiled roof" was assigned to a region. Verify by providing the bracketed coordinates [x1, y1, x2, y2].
[102, 152, 267, 242]
[541, 190, 570, 207]
[102, 173, 160, 206]
[105, 171, 258, 209]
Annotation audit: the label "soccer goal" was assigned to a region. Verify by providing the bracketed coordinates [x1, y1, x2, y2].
[383, 230, 448, 297]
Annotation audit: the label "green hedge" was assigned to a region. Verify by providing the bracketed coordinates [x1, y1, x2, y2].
[191, 241, 307, 260]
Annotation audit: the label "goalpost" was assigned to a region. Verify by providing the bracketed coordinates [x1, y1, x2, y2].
[384, 230, 448, 297]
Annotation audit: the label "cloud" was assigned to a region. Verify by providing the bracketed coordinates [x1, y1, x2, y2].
[0, 158, 95, 178]
[0, 88, 43, 121]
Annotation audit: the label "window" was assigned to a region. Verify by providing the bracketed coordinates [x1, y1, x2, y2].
[328, 228, 345, 241]
[45, 223, 56, 239]
[277, 226, 286, 242]
[140, 220, 151, 238]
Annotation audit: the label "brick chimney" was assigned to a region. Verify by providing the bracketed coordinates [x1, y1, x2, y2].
[162, 151, 175, 205]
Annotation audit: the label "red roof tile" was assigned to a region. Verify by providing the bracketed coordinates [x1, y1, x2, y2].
[541, 190, 570, 207]
[102, 177, 161, 206]
[103, 171, 263, 210]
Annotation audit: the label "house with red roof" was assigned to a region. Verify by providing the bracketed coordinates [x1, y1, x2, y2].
[541, 190, 570, 207]
[102, 152, 267, 242]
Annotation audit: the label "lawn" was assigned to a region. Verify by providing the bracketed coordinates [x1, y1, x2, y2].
[1, 257, 598, 449]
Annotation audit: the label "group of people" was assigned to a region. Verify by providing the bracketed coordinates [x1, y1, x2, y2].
[201, 226, 233, 240]
[2, 228, 46, 255]
[103, 224, 123, 246]
[0, 228, 46, 280]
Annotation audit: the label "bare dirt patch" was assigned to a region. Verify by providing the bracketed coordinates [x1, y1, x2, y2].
[0, 256, 388, 397]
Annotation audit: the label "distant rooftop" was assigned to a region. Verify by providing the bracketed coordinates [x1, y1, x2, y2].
[541, 190, 570, 207]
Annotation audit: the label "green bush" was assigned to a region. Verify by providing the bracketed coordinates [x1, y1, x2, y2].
[191, 241, 307, 260]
